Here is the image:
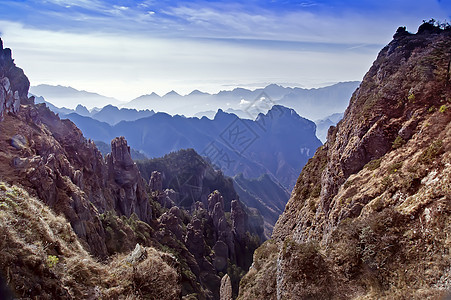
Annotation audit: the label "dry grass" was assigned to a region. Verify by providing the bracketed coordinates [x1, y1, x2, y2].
[0, 182, 181, 299]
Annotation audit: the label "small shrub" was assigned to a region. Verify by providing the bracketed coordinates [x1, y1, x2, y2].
[343, 179, 354, 189]
[365, 158, 382, 171]
[311, 185, 321, 198]
[46, 255, 59, 268]
[439, 104, 448, 113]
[381, 176, 392, 189]
[419, 140, 444, 164]
[428, 106, 436, 113]
[408, 93, 415, 102]
[308, 199, 317, 213]
[392, 136, 406, 149]
[388, 162, 403, 174]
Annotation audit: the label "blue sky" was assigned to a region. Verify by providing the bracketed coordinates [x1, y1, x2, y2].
[0, 0, 449, 104]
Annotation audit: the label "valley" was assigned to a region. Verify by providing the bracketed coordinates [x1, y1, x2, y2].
[0, 16, 450, 300]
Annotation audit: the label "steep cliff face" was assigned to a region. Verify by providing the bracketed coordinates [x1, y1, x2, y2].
[0, 38, 262, 299]
[0, 38, 154, 258]
[239, 24, 450, 299]
[0, 39, 30, 120]
[107, 136, 151, 223]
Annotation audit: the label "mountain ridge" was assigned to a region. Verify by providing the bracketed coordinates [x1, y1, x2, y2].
[238, 23, 451, 299]
[62, 104, 322, 190]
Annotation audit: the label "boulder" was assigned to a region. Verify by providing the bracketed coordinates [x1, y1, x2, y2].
[126, 244, 148, 265]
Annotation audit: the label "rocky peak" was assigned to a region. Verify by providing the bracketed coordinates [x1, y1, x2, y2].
[240, 24, 451, 300]
[110, 136, 134, 168]
[0, 38, 31, 120]
[208, 190, 224, 217]
[107, 136, 151, 223]
[231, 199, 248, 241]
[0, 38, 30, 105]
[149, 170, 163, 192]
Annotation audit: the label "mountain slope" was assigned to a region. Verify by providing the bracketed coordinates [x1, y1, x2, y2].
[239, 24, 451, 299]
[0, 182, 180, 300]
[63, 105, 322, 189]
[233, 173, 290, 237]
[1, 38, 263, 299]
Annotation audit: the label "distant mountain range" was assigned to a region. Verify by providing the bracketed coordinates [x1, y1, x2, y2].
[61, 105, 322, 190]
[29, 84, 124, 109]
[33, 96, 155, 126]
[124, 82, 359, 121]
[30, 81, 359, 121]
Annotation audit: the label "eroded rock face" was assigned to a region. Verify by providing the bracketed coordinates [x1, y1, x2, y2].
[240, 25, 451, 300]
[107, 137, 151, 223]
[231, 199, 248, 242]
[0, 39, 31, 120]
[149, 170, 163, 192]
[273, 25, 451, 243]
[208, 191, 235, 263]
[0, 41, 154, 257]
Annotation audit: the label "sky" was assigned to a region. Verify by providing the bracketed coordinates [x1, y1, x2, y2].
[0, 0, 450, 104]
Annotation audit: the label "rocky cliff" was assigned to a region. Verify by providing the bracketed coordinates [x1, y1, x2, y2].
[0, 38, 262, 299]
[239, 23, 450, 299]
[137, 149, 264, 298]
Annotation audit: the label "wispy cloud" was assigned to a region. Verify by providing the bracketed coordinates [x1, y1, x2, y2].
[0, 0, 449, 107]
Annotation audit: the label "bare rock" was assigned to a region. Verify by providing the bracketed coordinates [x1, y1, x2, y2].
[126, 244, 148, 265]
[11, 134, 28, 150]
[149, 170, 163, 192]
[185, 217, 206, 258]
[213, 240, 229, 272]
[231, 199, 248, 241]
[107, 136, 151, 223]
[220, 274, 233, 300]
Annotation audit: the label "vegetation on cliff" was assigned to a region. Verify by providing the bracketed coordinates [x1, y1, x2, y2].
[239, 21, 451, 300]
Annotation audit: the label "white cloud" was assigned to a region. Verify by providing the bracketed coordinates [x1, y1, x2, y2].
[239, 99, 251, 106]
[0, 19, 380, 107]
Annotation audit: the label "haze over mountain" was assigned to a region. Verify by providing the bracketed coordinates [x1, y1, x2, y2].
[315, 112, 344, 143]
[123, 81, 359, 121]
[0, 39, 265, 299]
[29, 84, 124, 109]
[31, 81, 358, 122]
[63, 105, 322, 190]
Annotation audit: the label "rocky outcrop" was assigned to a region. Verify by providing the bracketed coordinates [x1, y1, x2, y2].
[0, 39, 155, 258]
[126, 243, 148, 265]
[231, 199, 248, 241]
[149, 170, 163, 191]
[107, 136, 151, 223]
[208, 191, 236, 266]
[0, 38, 30, 120]
[220, 274, 233, 300]
[239, 24, 451, 299]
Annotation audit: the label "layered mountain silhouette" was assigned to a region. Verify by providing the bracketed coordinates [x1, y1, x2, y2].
[315, 112, 344, 143]
[33, 96, 156, 126]
[61, 105, 322, 190]
[31, 81, 358, 122]
[124, 82, 359, 121]
[30, 84, 123, 109]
